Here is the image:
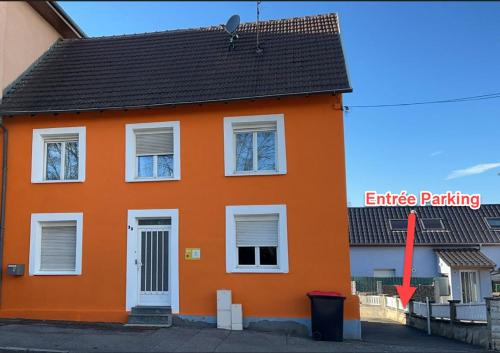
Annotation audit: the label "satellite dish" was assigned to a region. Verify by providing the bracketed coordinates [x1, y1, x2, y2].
[225, 15, 240, 35]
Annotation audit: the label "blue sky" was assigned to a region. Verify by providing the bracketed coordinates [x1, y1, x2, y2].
[59, 1, 500, 206]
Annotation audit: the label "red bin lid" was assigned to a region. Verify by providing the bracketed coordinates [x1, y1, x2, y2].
[307, 290, 345, 298]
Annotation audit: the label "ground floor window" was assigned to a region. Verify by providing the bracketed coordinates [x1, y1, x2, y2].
[226, 205, 288, 273]
[460, 270, 479, 303]
[29, 213, 83, 275]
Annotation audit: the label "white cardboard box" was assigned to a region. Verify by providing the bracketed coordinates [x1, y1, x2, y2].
[217, 309, 231, 330]
[217, 290, 232, 311]
[231, 304, 242, 324]
[231, 323, 243, 331]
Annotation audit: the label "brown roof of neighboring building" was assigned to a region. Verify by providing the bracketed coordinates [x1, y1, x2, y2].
[435, 248, 495, 269]
[0, 13, 351, 115]
[28, 1, 86, 39]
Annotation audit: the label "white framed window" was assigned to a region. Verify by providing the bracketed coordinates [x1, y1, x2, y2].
[225, 205, 288, 273]
[31, 127, 86, 183]
[460, 270, 480, 303]
[223, 115, 286, 176]
[125, 121, 180, 182]
[29, 213, 83, 276]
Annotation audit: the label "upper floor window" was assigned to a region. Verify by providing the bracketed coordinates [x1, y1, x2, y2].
[421, 218, 445, 230]
[389, 219, 408, 231]
[224, 115, 286, 176]
[31, 127, 86, 183]
[125, 121, 180, 182]
[486, 217, 500, 230]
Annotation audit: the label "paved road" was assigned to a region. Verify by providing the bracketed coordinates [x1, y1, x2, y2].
[0, 319, 489, 352]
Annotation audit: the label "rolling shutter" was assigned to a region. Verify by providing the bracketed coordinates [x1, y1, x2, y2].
[136, 128, 173, 155]
[40, 223, 77, 271]
[232, 121, 276, 133]
[235, 214, 279, 247]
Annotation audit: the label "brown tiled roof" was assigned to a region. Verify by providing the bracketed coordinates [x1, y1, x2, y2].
[0, 13, 351, 115]
[349, 204, 500, 246]
[435, 248, 495, 269]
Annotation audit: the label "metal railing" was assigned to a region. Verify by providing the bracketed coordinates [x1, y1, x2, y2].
[359, 295, 381, 306]
[359, 294, 487, 323]
[456, 303, 487, 322]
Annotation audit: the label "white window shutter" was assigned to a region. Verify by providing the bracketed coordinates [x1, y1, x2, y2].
[235, 214, 279, 247]
[232, 121, 277, 133]
[40, 223, 77, 271]
[136, 129, 173, 155]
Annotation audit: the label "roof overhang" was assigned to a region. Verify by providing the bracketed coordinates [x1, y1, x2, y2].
[0, 89, 351, 117]
[28, 1, 86, 39]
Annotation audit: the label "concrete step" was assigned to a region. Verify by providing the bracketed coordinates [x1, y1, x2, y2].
[128, 306, 172, 327]
[131, 306, 171, 315]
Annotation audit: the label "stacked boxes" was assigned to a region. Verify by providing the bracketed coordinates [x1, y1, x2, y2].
[216, 290, 243, 331]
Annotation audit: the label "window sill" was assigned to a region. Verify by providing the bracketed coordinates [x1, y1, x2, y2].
[32, 179, 85, 184]
[30, 271, 81, 276]
[228, 267, 287, 274]
[126, 176, 180, 183]
[226, 171, 286, 177]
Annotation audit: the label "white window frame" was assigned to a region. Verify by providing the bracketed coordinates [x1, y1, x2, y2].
[125, 121, 181, 182]
[459, 270, 480, 303]
[223, 114, 286, 176]
[29, 213, 83, 276]
[31, 127, 86, 183]
[225, 204, 288, 273]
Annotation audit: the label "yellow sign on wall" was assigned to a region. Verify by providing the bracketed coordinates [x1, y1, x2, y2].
[185, 248, 201, 260]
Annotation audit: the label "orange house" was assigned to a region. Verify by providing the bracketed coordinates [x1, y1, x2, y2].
[0, 13, 360, 338]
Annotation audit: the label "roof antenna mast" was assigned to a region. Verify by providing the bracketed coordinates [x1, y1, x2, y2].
[256, 1, 263, 54]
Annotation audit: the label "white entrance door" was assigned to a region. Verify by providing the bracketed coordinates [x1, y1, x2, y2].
[137, 225, 170, 306]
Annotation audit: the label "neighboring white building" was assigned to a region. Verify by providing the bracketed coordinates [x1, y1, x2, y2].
[349, 205, 500, 303]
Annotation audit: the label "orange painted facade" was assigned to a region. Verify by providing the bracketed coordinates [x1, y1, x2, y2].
[0, 94, 359, 324]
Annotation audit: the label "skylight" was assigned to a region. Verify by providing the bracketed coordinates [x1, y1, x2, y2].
[486, 218, 500, 229]
[389, 219, 408, 231]
[421, 219, 445, 230]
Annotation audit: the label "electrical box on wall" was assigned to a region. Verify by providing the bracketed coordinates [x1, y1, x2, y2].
[7, 264, 25, 276]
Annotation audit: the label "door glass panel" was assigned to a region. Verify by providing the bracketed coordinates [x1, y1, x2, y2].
[141, 231, 146, 291]
[158, 231, 163, 292]
[163, 231, 169, 291]
[152, 231, 158, 291]
[145, 231, 152, 291]
[138, 218, 171, 226]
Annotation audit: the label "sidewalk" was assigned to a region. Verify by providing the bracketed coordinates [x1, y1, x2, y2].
[0, 320, 488, 352]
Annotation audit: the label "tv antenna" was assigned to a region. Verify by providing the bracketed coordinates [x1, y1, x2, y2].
[256, 1, 263, 54]
[224, 14, 240, 51]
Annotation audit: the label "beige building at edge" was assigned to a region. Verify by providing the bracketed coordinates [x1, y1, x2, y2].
[0, 1, 84, 98]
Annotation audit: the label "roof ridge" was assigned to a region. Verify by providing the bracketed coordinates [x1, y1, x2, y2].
[63, 12, 338, 42]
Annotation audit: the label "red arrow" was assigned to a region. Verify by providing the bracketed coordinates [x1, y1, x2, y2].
[395, 211, 417, 308]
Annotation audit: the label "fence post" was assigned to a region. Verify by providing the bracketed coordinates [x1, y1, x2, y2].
[485, 296, 500, 350]
[351, 280, 357, 295]
[448, 299, 460, 329]
[380, 294, 387, 310]
[426, 297, 431, 335]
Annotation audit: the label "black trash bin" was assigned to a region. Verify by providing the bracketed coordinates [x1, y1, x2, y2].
[307, 291, 345, 342]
